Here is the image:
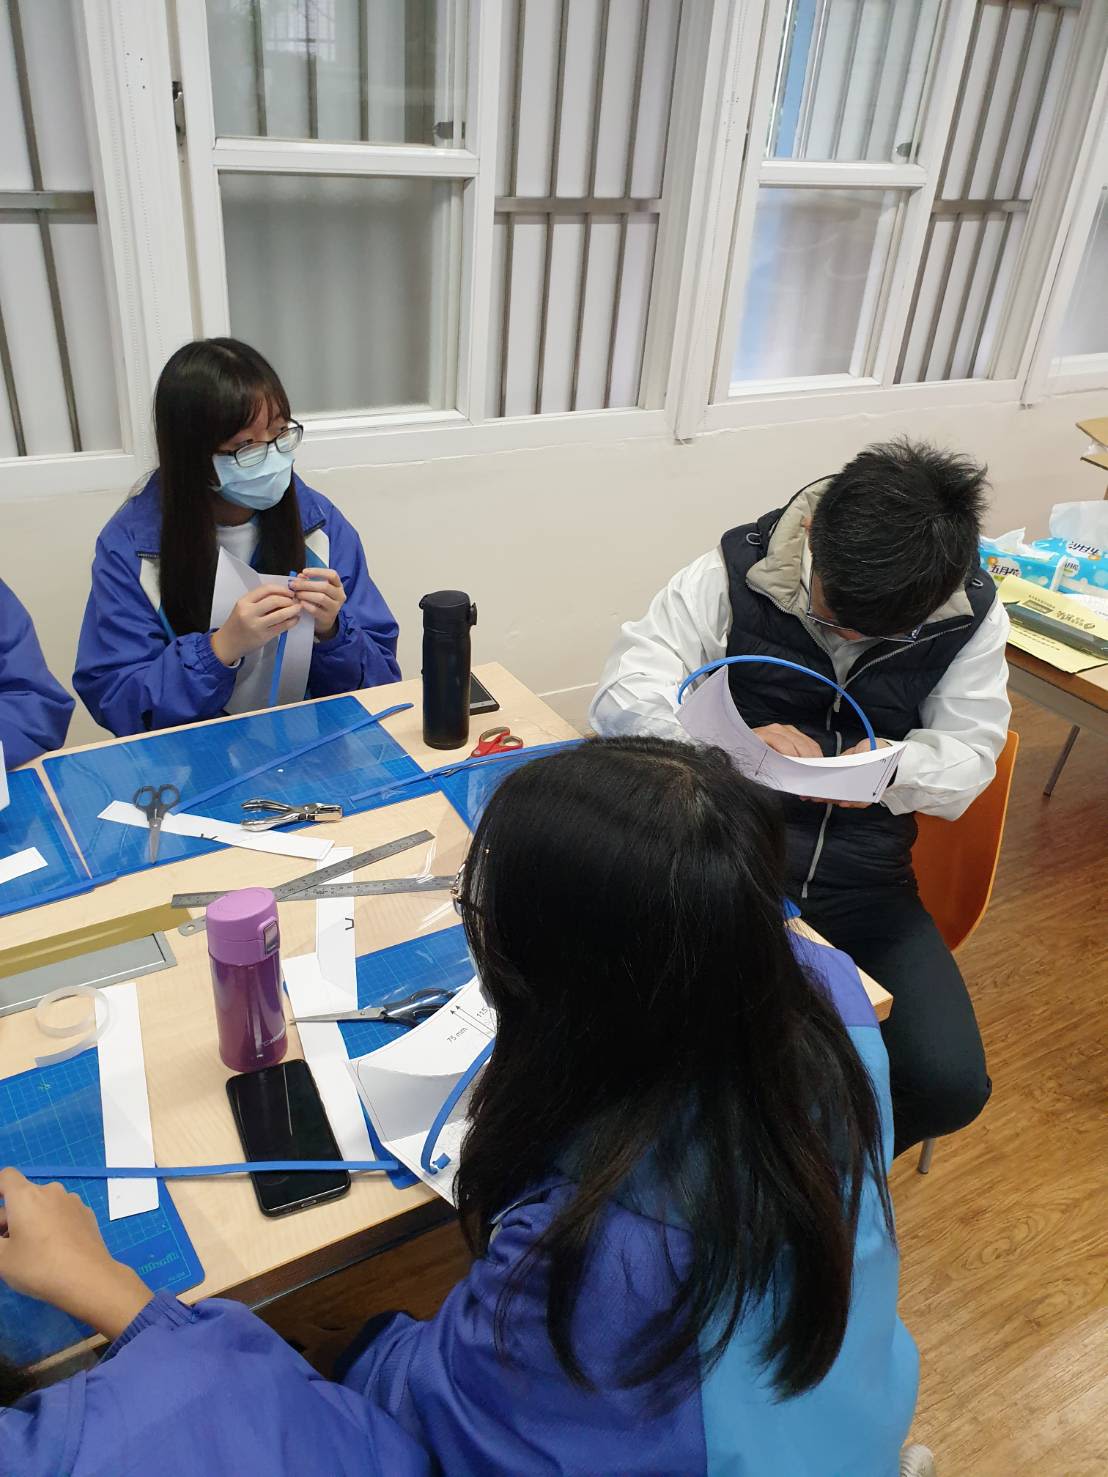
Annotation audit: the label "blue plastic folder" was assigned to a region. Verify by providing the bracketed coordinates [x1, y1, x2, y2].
[0, 1049, 203, 1366]
[44, 697, 429, 883]
[0, 769, 90, 919]
[335, 927, 477, 1190]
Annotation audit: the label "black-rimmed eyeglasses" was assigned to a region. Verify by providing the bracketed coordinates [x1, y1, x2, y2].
[224, 420, 304, 469]
[804, 580, 922, 645]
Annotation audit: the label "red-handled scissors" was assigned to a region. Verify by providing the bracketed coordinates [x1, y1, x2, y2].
[470, 726, 524, 758]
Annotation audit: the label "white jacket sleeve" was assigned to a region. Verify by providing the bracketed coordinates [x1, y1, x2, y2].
[882, 600, 1012, 821]
[588, 551, 731, 740]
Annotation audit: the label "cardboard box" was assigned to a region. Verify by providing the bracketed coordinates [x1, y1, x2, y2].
[1076, 416, 1108, 476]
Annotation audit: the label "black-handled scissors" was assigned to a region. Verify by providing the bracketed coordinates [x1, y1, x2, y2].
[132, 783, 180, 863]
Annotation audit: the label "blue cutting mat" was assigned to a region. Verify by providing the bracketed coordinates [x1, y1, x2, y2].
[0, 769, 90, 919]
[44, 696, 430, 884]
[336, 927, 475, 1190]
[437, 746, 553, 830]
[0, 1049, 203, 1366]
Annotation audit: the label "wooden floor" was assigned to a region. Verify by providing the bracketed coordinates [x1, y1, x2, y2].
[890, 694, 1107, 1476]
[263, 694, 1107, 1474]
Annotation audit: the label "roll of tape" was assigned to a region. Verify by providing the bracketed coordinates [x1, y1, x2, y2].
[34, 985, 111, 1067]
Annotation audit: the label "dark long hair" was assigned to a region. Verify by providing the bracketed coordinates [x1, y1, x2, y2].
[153, 338, 306, 636]
[454, 737, 894, 1398]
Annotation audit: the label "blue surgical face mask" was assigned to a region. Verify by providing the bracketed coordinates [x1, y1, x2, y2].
[212, 446, 295, 511]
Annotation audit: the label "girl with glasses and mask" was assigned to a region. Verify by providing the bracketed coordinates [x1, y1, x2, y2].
[73, 338, 400, 736]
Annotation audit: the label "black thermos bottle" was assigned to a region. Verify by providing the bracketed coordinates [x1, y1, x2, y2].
[419, 590, 477, 750]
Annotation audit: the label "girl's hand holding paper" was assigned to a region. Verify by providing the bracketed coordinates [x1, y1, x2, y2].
[290, 568, 346, 639]
[212, 585, 301, 666]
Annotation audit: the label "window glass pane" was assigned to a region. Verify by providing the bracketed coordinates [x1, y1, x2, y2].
[766, 0, 941, 163]
[732, 187, 901, 384]
[1058, 188, 1108, 359]
[221, 172, 461, 415]
[0, 0, 121, 456]
[205, 0, 467, 147]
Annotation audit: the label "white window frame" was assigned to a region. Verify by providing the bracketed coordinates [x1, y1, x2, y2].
[1023, 91, 1108, 400]
[668, 0, 1108, 441]
[0, 0, 192, 501]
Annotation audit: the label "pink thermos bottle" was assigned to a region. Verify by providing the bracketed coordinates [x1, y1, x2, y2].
[207, 887, 287, 1073]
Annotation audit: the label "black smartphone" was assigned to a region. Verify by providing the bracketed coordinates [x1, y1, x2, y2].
[469, 673, 500, 715]
[226, 1059, 350, 1218]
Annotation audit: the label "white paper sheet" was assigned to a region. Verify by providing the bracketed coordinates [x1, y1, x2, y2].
[315, 846, 357, 1013]
[0, 845, 47, 887]
[98, 981, 158, 1220]
[348, 977, 494, 1204]
[210, 548, 315, 714]
[98, 801, 334, 860]
[0, 743, 8, 812]
[283, 953, 377, 1162]
[679, 668, 905, 804]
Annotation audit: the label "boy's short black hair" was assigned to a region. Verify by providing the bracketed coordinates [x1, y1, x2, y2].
[808, 437, 989, 636]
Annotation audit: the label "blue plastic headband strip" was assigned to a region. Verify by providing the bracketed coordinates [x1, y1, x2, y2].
[12, 1160, 398, 1181]
[676, 657, 876, 750]
[268, 632, 288, 708]
[349, 737, 584, 808]
[170, 700, 414, 814]
[420, 1040, 495, 1176]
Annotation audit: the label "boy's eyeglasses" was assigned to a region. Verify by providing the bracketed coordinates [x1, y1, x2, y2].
[804, 581, 922, 645]
[227, 420, 304, 469]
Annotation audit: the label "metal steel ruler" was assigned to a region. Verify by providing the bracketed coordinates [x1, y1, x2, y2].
[172, 829, 436, 936]
[175, 876, 454, 908]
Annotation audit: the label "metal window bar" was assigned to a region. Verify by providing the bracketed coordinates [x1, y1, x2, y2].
[569, 0, 611, 413]
[305, 0, 318, 139]
[497, 0, 527, 418]
[252, 0, 268, 135]
[895, 0, 1069, 384]
[534, 0, 571, 415]
[5, 0, 83, 454]
[828, 0, 867, 160]
[604, 0, 651, 409]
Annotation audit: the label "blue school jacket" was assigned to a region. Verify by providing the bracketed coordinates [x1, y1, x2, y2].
[0, 1295, 433, 1477]
[0, 579, 74, 767]
[345, 936, 918, 1476]
[0, 940, 916, 1476]
[72, 474, 400, 737]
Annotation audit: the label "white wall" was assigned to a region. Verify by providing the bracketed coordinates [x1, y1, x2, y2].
[6, 385, 1107, 749]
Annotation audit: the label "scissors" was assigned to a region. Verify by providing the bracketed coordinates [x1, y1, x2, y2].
[292, 986, 457, 1028]
[470, 726, 524, 758]
[132, 783, 179, 863]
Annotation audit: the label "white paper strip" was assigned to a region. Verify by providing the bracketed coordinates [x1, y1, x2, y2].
[0, 845, 47, 887]
[283, 953, 376, 1162]
[315, 846, 357, 1014]
[98, 802, 334, 860]
[0, 743, 9, 811]
[98, 981, 158, 1220]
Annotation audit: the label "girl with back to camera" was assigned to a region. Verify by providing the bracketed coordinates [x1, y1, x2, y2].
[73, 338, 400, 736]
[0, 739, 927, 1475]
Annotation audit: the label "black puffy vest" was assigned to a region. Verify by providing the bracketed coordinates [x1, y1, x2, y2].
[721, 504, 996, 893]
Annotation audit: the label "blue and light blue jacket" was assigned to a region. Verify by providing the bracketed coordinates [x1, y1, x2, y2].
[0, 579, 74, 768]
[0, 939, 916, 1476]
[347, 934, 918, 1475]
[72, 474, 401, 737]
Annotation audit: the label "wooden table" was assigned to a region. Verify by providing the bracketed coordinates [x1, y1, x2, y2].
[1006, 646, 1108, 795]
[1, 662, 890, 1364]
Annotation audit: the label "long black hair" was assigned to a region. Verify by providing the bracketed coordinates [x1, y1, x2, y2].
[153, 338, 306, 636]
[454, 737, 894, 1398]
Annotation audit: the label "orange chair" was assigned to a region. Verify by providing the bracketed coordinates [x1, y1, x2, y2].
[910, 729, 1020, 1174]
